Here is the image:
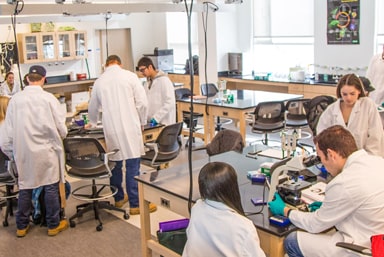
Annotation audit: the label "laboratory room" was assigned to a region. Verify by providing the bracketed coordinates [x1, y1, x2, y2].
[0, 0, 383, 257]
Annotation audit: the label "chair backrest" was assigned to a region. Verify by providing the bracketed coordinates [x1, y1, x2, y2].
[285, 98, 311, 120]
[63, 137, 107, 172]
[253, 101, 286, 125]
[303, 95, 337, 136]
[0, 149, 17, 183]
[174, 88, 193, 100]
[0, 150, 8, 174]
[200, 83, 218, 97]
[155, 122, 183, 154]
[206, 129, 244, 156]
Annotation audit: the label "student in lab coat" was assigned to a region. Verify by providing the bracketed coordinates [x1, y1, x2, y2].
[0, 95, 10, 147]
[0, 72, 21, 97]
[317, 73, 384, 157]
[269, 125, 384, 257]
[183, 162, 266, 257]
[88, 55, 156, 215]
[366, 45, 384, 105]
[137, 56, 176, 126]
[1, 65, 68, 237]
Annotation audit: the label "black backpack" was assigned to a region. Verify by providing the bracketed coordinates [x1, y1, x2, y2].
[303, 95, 337, 136]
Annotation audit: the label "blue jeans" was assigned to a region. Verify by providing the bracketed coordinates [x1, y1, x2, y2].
[284, 231, 304, 257]
[110, 158, 140, 208]
[17, 182, 60, 230]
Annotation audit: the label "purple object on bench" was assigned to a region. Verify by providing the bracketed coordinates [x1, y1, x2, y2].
[159, 218, 190, 232]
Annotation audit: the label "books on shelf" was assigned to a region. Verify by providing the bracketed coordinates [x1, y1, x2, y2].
[301, 182, 326, 204]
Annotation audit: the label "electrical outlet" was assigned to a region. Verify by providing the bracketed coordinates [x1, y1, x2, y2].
[160, 197, 170, 208]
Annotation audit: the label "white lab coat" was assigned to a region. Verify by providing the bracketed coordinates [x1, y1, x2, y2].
[1, 86, 67, 189]
[183, 199, 266, 257]
[0, 81, 21, 97]
[289, 150, 384, 257]
[88, 64, 148, 161]
[366, 53, 384, 105]
[317, 97, 384, 157]
[144, 70, 176, 125]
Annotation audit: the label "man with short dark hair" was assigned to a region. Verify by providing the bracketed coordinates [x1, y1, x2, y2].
[269, 125, 384, 256]
[1, 65, 68, 237]
[137, 56, 176, 126]
[88, 55, 156, 215]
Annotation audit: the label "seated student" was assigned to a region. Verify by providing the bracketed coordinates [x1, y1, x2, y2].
[269, 125, 384, 257]
[317, 73, 384, 157]
[182, 162, 266, 257]
[0, 71, 21, 97]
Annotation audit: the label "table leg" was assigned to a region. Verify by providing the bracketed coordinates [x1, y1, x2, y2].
[138, 182, 152, 257]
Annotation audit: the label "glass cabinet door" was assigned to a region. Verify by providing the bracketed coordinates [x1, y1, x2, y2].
[41, 33, 56, 61]
[24, 35, 39, 61]
[74, 32, 87, 58]
[57, 33, 71, 59]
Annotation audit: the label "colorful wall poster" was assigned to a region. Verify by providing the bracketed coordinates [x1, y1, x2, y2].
[327, 0, 360, 45]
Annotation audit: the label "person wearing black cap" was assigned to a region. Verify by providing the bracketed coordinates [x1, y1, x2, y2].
[0, 65, 69, 237]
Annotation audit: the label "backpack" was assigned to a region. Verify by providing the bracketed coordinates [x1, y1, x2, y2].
[303, 95, 337, 136]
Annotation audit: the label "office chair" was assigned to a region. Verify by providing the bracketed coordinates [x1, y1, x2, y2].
[285, 98, 314, 152]
[194, 129, 244, 161]
[250, 101, 286, 145]
[303, 95, 337, 136]
[0, 150, 18, 227]
[141, 122, 183, 171]
[63, 137, 129, 231]
[200, 83, 233, 131]
[174, 88, 204, 146]
[335, 233, 384, 256]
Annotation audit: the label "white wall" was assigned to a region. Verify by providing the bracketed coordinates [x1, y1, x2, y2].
[314, 1, 375, 76]
[0, 12, 168, 81]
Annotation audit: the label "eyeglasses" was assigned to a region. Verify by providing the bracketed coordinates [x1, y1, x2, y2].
[139, 67, 147, 73]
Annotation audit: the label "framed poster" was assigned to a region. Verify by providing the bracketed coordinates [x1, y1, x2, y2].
[327, 0, 360, 45]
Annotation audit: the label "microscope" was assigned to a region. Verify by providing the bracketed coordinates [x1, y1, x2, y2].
[267, 155, 321, 207]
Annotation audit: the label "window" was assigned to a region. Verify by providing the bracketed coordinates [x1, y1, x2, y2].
[376, 0, 384, 52]
[253, 0, 314, 76]
[166, 12, 199, 70]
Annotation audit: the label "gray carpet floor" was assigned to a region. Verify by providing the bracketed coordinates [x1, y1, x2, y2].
[0, 182, 142, 257]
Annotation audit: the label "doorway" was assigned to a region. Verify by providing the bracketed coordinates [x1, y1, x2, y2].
[97, 28, 134, 72]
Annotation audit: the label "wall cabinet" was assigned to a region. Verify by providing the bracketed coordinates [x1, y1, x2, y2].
[18, 31, 87, 63]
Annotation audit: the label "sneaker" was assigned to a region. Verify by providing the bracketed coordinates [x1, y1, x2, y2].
[16, 225, 30, 238]
[47, 220, 68, 236]
[115, 194, 128, 208]
[129, 203, 157, 215]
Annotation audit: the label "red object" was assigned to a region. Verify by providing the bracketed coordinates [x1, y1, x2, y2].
[76, 73, 87, 80]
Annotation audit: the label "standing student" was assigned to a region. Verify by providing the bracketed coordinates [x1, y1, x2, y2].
[0, 96, 10, 147]
[0, 71, 21, 97]
[88, 55, 156, 215]
[137, 56, 176, 126]
[317, 73, 384, 157]
[1, 65, 68, 237]
[183, 162, 266, 257]
[269, 125, 384, 257]
[366, 45, 384, 105]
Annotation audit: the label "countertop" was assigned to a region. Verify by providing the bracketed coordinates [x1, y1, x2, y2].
[219, 74, 338, 87]
[167, 71, 337, 87]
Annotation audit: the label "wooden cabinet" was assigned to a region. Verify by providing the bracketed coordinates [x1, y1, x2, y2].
[18, 31, 87, 63]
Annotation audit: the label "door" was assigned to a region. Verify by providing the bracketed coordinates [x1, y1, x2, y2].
[97, 28, 134, 72]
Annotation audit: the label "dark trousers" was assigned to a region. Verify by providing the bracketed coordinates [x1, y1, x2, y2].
[16, 182, 60, 230]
